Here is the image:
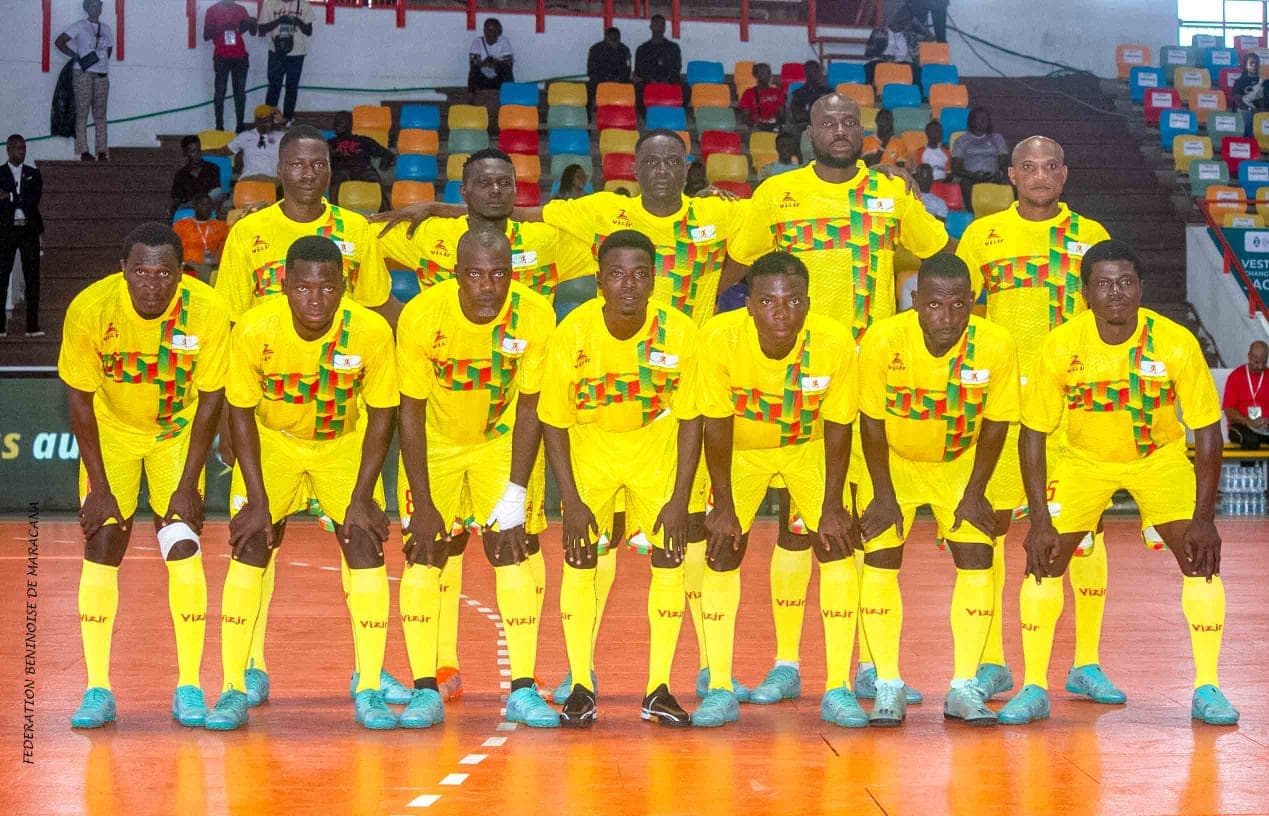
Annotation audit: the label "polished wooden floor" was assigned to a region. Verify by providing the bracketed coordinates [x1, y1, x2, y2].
[3, 517, 1267, 816]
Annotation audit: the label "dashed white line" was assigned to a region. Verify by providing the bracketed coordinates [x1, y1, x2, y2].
[476, 607, 492, 613]
[482, 737, 507, 747]
[439, 773, 469, 786]
[291, 561, 310, 567]
[406, 794, 441, 807]
[458, 754, 487, 765]
[496, 722, 517, 731]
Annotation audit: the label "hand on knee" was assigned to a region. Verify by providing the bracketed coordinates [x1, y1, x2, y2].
[341, 530, 386, 569]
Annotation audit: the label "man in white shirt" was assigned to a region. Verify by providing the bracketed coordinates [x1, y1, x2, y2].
[258, 0, 315, 122]
[468, 18, 514, 96]
[54, 0, 113, 161]
[230, 106, 285, 181]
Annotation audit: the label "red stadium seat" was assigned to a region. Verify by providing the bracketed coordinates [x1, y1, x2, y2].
[779, 62, 806, 90]
[713, 180, 753, 198]
[643, 83, 684, 107]
[515, 184, 541, 207]
[699, 130, 742, 161]
[1219, 67, 1241, 102]
[1144, 88, 1182, 126]
[1222, 136, 1261, 176]
[498, 129, 539, 155]
[596, 105, 638, 131]
[602, 152, 637, 182]
[930, 181, 964, 211]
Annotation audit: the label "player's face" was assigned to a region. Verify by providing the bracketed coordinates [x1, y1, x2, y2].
[122, 243, 182, 319]
[285, 259, 345, 334]
[914, 275, 973, 352]
[635, 136, 687, 201]
[1008, 141, 1067, 209]
[462, 159, 517, 220]
[456, 242, 512, 322]
[1083, 259, 1141, 327]
[747, 273, 809, 349]
[810, 99, 864, 169]
[278, 138, 331, 208]
[1249, 343, 1268, 373]
[598, 247, 655, 317]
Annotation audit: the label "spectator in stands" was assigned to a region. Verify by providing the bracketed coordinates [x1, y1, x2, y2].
[914, 164, 948, 220]
[916, 120, 951, 181]
[204, 0, 256, 134]
[907, 0, 949, 44]
[1223, 340, 1269, 449]
[230, 105, 285, 181]
[684, 160, 709, 196]
[863, 6, 928, 86]
[634, 14, 682, 109]
[327, 111, 394, 194]
[587, 27, 632, 107]
[952, 106, 1009, 210]
[172, 135, 225, 215]
[258, 0, 314, 124]
[738, 63, 786, 132]
[863, 109, 909, 167]
[556, 164, 589, 200]
[760, 132, 802, 179]
[1233, 52, 1267, 137]
[0, 134, 43, 336]
[788, 60, 831, 132]
[469, 18, 514, 96]
[173, 193, 229, 277]
[55, 0, 113, 161]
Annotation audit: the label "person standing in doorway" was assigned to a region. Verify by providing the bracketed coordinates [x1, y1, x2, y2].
[55, 0, 113, 161]
[259, 0, 314, 124]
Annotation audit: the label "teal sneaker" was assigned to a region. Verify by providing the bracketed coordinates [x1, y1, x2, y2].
[1065, 665, 1127, 704]
[398, 688, 445, 729]
[944, 683, 998, 725]
[869, 680, 907, 727]
[354, 689, 399, 730]
[171, 686, 208, 727]
[348, 670, 413, 705]
[204, 689, 249, 731]
[70, 687, 116, 729]
[244, 665, 270, 708]
[998, 685, 1051, 725]
[1191, 685, 1239, 725]
[973, 663, 1014, 701]
[691, 689, 740, 727]
[856, 664, 924, 704]
[552, 670, 598, 705]
[748, 665, 802, 704]
[694, 668, 752, 703]
[506, 686, 560, 728]
[820, 686, 869, 728]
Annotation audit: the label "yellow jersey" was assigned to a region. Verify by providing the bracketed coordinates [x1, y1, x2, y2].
[731, 162, 948, 340]
[859, 311, 1020, 463]
[1022, 309, 1222, 463]
[956, 203, 1110, 376]
[541, 192, 746, 325]
[538, 299, 697, 433]
[59, 274, 230, 442]
[396, 279, 555, 446]
[226, 296, 399, 440]
[216, 200, 391, 321]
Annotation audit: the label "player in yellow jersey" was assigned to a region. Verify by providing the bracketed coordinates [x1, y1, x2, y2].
[61, 223, 230, 729]
[955, 136, 1121, 705]
[206, 236, 400, 731]
[998, 240, 1239, 726]
[855, 254, 1019, 726]
[729, 93, 951, 707]
[689, 252, 865, 729]
[394, 229, 560, 728]
[539, 230, 701, 727]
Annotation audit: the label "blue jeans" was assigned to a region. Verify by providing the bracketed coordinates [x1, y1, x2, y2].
[266, 51, 304, 120]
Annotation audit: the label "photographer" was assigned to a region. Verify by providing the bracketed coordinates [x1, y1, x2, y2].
[54, 0, 113, 161]
[258, 0, 314, 124]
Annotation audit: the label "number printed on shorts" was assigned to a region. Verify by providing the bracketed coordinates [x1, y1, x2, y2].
[1045, 479, 1058, 503]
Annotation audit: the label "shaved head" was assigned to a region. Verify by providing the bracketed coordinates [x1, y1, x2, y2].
[1008, 135, 1069, 214]
[1011, 135, 1065, 166]
[809, 94, 865, 170]
[810, 93, 862, 121]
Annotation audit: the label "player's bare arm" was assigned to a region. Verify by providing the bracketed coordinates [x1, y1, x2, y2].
[952, 416, 1007, 539]
[397, 396, 450, 567]
[166, 388, 226, 533]
[1185, 421, 1224, 579]
[859, 414, 903, 540]
[67, 386, 125, 540]
[818, 419, 856, 556]
[342, 405, 396, 556]
[542, 423, 598, 565]
[227, 404, 273, 551]
[702, 416, 741, 558]
[654, 417, 702, 561]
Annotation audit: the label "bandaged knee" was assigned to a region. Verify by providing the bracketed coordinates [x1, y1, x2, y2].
[157, 521, 200, 559]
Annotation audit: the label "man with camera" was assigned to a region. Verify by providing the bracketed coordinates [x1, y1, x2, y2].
[258, 0, 314, 124]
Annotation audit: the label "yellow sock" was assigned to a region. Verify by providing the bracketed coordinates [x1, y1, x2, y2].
[166, 554, 207, 689]
[437, 553, 463, 670]
[853, 548, 872, 664]
[495, 562, 540, 681]
[78, 560, 119, 690]
[220, 559, 265, 693]
[1019, 576, 1064, 689]
[340, 556, 357, 673]
[646, 563, 685, 694]
[770, 545, 813, 664]
[702, 568, 740, 692]
[859, 564, 903, 681]
[399, 564, 441, 682]
[1182, 576, 1226, 688]
[950, 567, 995, 682]
[1069, 531, 1108, 667]
[247, 552, 276, 673]
[591, 549, 617, 659]
[684, 540, 708, 671]
[559, 564, 597, 691]
[979, 540, 1007, 666]
[349, 566, 390, 693]
[818, 558, 859, 690]
[526, 548, 546, 620]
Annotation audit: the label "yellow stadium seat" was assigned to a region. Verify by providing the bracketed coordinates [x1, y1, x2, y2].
[836, 82, 876, 108]
[232, 179, 276, 209]
[595, 82, 635, 108]
[448, 104, 489, 131]
[860, 106, 879, 131]
[391, 180, 435, 208]
[198, 129, 234, 151]
[733, 61, 757, 97]
[949, 130, 964, 150]
[929, 84, 970, 117]
[604, 179, 641, 195]
[352, 105, 391, 133]
[357, 129, 389, 148]
[510, 153, 541, 183]
[1255, 187, 1269, 218]
[1223, 212, 1264, 228]
[706, 153, 749, 183]
[1189, 88, 1226, 114]
[338, 180, 382, 214]
[874, 62, 913, 92]
[749, 131, 777, 155]
[919, 42, 951, 66]
[548, 81, 588, 107]
[971, 182, 1015, 217]
[691, 83, 732, 109]
[1115, 44, 1151, 80]
[1172, 134, 1212, 174]
[1206, 184, 1247, 216]
[900, 130, 927, 154]
[498, 104, 540, 132]
[397, 129, 440, 156]
[600, 128, 639, 156]
[1174, 67, 1210, 90]
[751, 151, 778, 171]
[1253, 112, 1269, 151]
[446, 153, 470, 180]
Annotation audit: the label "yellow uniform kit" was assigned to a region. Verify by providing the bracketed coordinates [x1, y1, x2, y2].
[216, 201, 391, 321]
[695, 310, 859, 531]
[59, 274, 230, 519]
[1022, 309, 1222, 533]
[225, 296, 399, 524]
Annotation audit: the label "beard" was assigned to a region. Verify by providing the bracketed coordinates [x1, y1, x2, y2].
[813, 146, 859, 169]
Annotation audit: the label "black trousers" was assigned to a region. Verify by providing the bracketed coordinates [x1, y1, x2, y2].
[1229, 424, 1265, 450]
[0, 224, 40, 333]
[213, 55, 250, 132]
[266, 52, 305, 120]
[467, 62, 513, 94]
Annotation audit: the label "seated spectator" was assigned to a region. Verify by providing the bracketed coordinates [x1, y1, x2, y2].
[469, 18, 514, 96]
[588, 27, 631, 107]
[788, 60, 831, 132]
[634, 14, 682, 110]
[862, 109, 910, 167]
[327, 110, 394, 193]
[229, 105, 284, 181]
[1223, 340, 1269, 449]
[556, 164, 589, 200]
[738, 63, 786, 132]
[1233, 52, 1267, 137]
[914, 164, 948, 220]
[684, 160, 708, 196]
[916, 120, 951, 181]
[173, 193, 229, 277]
[864, 6, 928, 86]
[171, 135, 225, 215]
[760, 132, 802, 179]
[908, 0, 949, 44]
[951, 106, 1009, 209]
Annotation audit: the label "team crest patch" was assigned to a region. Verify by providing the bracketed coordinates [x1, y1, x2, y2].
[800, 375, 831, 393]
[501, 336, 528, 355]
[512, 250, 537, 267]
[689, 224, 716, 242]
[335, 240, 356, 256]
[865, 198, 895, 213]
[1139, 360, 1168, 377]
[1065, 240, 1091, 256]
[960, 368, 990, 385]
[171, 334, 200, 351]
[647, 351, 679, 369]
[333, 353, 362, 370]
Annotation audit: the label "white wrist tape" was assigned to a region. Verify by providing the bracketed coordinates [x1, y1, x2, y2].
[157, 522, 199, 559]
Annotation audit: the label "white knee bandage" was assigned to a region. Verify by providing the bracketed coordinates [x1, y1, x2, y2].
[157, 522, 200, 560]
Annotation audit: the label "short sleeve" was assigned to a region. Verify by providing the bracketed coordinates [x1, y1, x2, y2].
[192, 292, 232, 392]
[668, 323, 699, 421]
[1221, 368, 1243, 409]
[350, 225, 390, 309]
[470, 36, 484, 55]
[955, 222, 986, 298]
[542, 197, 597, 247]
[857, 329, 889, 420]
[982, 331, 1020, 423]
[1020, 335, 1066, 435]
[819, 343, 860, 426]
[897, 184, 950, 259]
[537, 327, 579, 428]
[1175, 334, 1223, 430]
[395, 300, 436, 401]
[993, 134, 1009, 156]
[554, 232, 598, 283]
[359, 318, 400, 409]
[299, 1, 315, 23]
[694, 325, 736, 419]
[216, 222, 255, 321]
[57, 298, 103, 393]
[951, 136, 969, 160]
[225, 321, 264, 409]
[727, 191, 775, 265]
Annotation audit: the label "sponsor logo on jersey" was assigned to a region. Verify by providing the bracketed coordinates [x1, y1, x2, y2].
[251, 235, 269, 253]
[574, 350, 590, 368]
[103, 322, 118, 341]
[779, 191, 799, 209]
[888, 353, 906, 371]
[262, 343, 273, 363]
[431, 330, 447, 348]
[1067, 354, 1083, 373]
[613, 209, 632, 227]
[432, 239, 451, 258]
[984, 228, 1003, 246]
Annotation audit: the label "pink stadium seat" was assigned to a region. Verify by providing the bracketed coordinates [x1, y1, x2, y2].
[498, 129, 539, 155]
[713, 180, 753, 198]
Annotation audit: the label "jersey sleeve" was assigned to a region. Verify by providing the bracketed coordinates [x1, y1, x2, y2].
[668, 322, 699, 421]
[727, 191, 774, 265]
[820, 340, 860, 426]
[215, 223, 256, 322]
[1221, 367, 1245, 409]
[897, 183, 950, 259]
[359, 317, 400, 409]
[554, 232, 598, 283]
[983, 330, 1021, 423]
[857, 329, 889, 420]
[1174, 333, 1223, 430]
[225, 320, 264, 409]
[193, 291, 232, 392]
[536, 326, 579, 428]
[514, 301, 554, 395]
[351, 225, 391, 308]
[541, 197, 597, 247]
[376, 223, 419, 277]
[395, 299, 436, 401]
[57, 295, 103, 393]
[954, 222, 986, 298]
[1020, 335, 1066, 435]
[693, 324, 736, 419]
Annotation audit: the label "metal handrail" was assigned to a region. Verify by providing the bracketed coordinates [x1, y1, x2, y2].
[1198, 199, 1269, 318]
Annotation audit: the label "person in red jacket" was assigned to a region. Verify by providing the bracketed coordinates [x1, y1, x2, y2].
[1223, 340, 1269, 448]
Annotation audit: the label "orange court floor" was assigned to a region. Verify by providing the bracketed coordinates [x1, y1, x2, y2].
[2, 516, 1267, 816]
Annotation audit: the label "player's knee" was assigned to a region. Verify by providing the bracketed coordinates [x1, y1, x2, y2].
[482, 533, 520, 567]
[157, 521, 200, 562]
[524, 533, 541, 557]
[84, 525, 129, 567]
[448, 530, 471, 556]
[863, 545, 903, 570]
[235, 537, 273, 568]
[341, 532, 385, 569]
[810, 532, 850, 563]
[948, 541, 993, 571]
[777, 526, 813, 552]
[706, 534, 748, 572]
[568, 547, 599, 570]
[687, 512, 706, 542]
[651, 546, 682, 568]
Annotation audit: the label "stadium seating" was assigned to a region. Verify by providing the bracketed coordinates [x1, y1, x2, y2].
[1239, 161, 1269, 197]
[603, 153, 637, 182]
[945, 210, 974, 238]
[205, 155, 233, 191]
[548, 82, 587, 107]
[498, 129, 540, 155]
[1143, 88, 1182, 126]
[352, 105, 390, 147]
[448, 104, 489, 131]
[337, 180, 382, 214]
[920, 64, 959, 98]
[700, 130, 742, 161]
[686, 60, 726, 86]
[1115, 44, 1151, 79]
[600, 129, 638, 156]
[1129, 66, 1165, 103]
[395, 154, 439, 182]
[706, 153, 749, 183]
[390, 180, 435, 208]
[516, 185, 541, 207]
[691, 84, 732, 109]
[499, 82, 539, 107]
[1221, 136, 1259, 175]
[399, 104, 441, 131]
[1207, 111, 1244, 148]
[172, 207, 194, 224]
[694, 107, 737, 133]
[1189, 88, 1226, 115]
[1205, 185, 1247, 217]
[1159, 44, 1193, 82]
[971, 182, 1014, 216]
[900, 130, 927, 154]
[1174, 67, 1210, 91]
[1253, 112, 1269, 151]
[390, 269, 420, 303]
[749, 131, 778, 171]
[1189, 160, 1229, 197]
[929, 84, 970, 117]
[918, 41, 951, 65]
[510, 153, 541, 183]
[397, 129, 439, 156]
[442, 179, 463, 203]
[1218, 67, 1241, 99]
[860, 106, 879, 131]
[548, 129, 590, 157]
[547, 105, 589, 130]
[930, 181, 964, 210]
[874, 62, 914, 92]
[837, 82, 876, 108]
[1256, 187, 1269, 219]
[893, 106, 932, 135]
[498, 104, 540, 132]
[550, 153, 594, 180]
[1173, 134, 1213, 174]
[596, 82, 636, 108]
[198, 130, 234, 151]
[827, 62, 867, 87]
[1223, 212, 1264, 228]
[1159, 109, 1198, 150]
[596, 105, 638, 131]
[882, 83, 922, 109]
[779, 62, 807, 89]
[644, 83, 684, 107]
[550, 176, 594, 197]
[446, 129, 489, 154]
[446, 153, 470, 180]
[233, 179, 276, 209]
[646, 106, 688, 131]
[733, 61, 757, 96]
[1204, 47, 1238, 82]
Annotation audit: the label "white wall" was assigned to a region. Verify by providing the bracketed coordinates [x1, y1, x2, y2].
[1187, 225, 1269, 365]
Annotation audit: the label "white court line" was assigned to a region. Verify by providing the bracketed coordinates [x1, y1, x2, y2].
[439, 773, 468, 786]
[496, 658, 510, 666]
[482, 737, 507, 747]
[458, 754, 486, 765]
[406, 794, 441, 807]
[496, 722, 517, 731]
[291, 561, 310, 567]
[476, 607, 492, 613]
[499, 681, 511, 690]
[497, 649, 509, 657]
[319, 566, 340, 571]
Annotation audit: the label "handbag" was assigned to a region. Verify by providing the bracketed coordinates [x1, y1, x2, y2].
[78, 21, 103, 69]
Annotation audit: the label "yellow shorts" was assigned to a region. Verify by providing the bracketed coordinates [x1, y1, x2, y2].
[731, 440, 826, 534]
[987, 421, 1075, 513]
[230, 424, 384, 525]
[571, 416, 679, 550]
[855, 450, 996, 552]
[1048, 442, 1196, 534]
[79, 427, 201, 521]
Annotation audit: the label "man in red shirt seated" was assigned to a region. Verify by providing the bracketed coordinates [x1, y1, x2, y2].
[738, 63, 786, 132]
[1223, 340, 1269, 448]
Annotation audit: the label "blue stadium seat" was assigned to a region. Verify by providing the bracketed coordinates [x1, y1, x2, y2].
[939, 107, 969, 142]
[920, 64, 959, 98]
[442, 180, 464, 203]
[686, 60, 725, 86]
[1203, 47, 1238, 83]
[945, 210, 974, 239]
[390, 269, 420, 303]
[881, 83, 922, 109]
[550, 177, 595, 196]
[1239, 161, 1269, 197]
[826, 62, 867, 87]
[645, 106, 688, 131]
[1129, 66, 1166, 104]
[396, 154, 439, 182]
[1159, 108, 1198, 150]
[205, 155, 233, 191]
[499, 82, 539, 107]
[548, 129, 591, 156]
[172, 207, 195, 224]
[550, 153, 594, 179]
[786, 81, 804, 99]
[399, 104, 441, 131]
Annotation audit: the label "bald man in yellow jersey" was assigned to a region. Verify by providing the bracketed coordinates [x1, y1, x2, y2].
[955, 135, 1121, 706]
[728, 93, 950, 706]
